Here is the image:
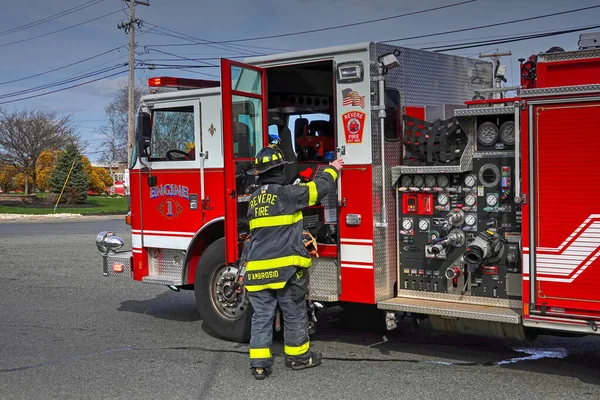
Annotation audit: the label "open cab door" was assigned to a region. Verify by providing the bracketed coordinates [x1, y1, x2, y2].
[221, 59, 268, 264]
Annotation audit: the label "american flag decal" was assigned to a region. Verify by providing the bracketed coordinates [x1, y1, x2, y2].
[342, 88, 365, 109]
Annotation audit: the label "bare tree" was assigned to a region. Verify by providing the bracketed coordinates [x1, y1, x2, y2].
[0, 108, 82, 194]
[99, 82, 145, 167]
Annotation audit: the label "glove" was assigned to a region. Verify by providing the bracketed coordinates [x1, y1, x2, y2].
[302, 231, 319, 257]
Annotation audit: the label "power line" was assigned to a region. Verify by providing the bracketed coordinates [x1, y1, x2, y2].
[381, 4, 600, 44]
[0, 10, 122, 49]
[0, 0, 106, 37]
[143, 48, 219, 67]
[0, 64, 128, 100]
[138, 63, 218, 68]
[428, 24, 600, 52]
[144, 0, 477, 47]
[141, 22, 264, 56]
[0, 46, 124, 86]
[137, 65, 219, 78]
[139, 56, 247, 62]
[143, 21, 293, 54]
[0, 69, 128, 105]
[399, 24, 595, 48]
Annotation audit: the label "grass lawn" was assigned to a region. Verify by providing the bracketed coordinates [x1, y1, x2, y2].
[0, 195, 128, 215]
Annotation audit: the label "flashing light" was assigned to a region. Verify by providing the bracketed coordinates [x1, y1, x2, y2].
[147, 76, 220, 89]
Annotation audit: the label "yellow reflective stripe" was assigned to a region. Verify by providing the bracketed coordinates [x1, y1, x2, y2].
[284, 341, 310, 356]
[262, 156, 270, 163]
[246, 255, 312, 271]
[324, 167, 338, 181]
[245, 281, 287, 292]
[307, 181, 318, 206]
[249, 211, 303, 230]
[272, 153, 280, 160]
[249, 348, 272, 359]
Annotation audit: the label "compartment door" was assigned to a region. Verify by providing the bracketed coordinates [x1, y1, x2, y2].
[220, 58, 268, 264]
[529, 101, 600, 314]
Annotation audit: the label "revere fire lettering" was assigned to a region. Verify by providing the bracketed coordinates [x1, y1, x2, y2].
[150, 184, 190, 200]
[249, 192, 278, 217]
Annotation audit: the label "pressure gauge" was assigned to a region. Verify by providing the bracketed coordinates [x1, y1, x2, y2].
[401, 175, 412, 187]
[425, 175, 436, 187]
[413, 175, 424, 188]
[465, 193, 477, 206]
[477, 121, 499, 146]
[419, 219, 429, 231]
[499, 121, 516, 146]
[437, 175, 449, 188]
[465, 213, 477, 226]
[486, 194, 498, 206]
[402, 218, 413, 230]
[437, 193, 449, 206]
[464, 175, 476, 188]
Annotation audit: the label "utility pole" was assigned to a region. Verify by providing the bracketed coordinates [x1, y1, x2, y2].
[118, 0, 149, 166]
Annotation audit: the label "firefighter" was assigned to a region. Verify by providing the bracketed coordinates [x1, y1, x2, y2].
[240, 145, 343, 380]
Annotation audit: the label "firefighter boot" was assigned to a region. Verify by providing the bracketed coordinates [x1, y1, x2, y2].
[284, 351, 323, 371]
[251, 366, 273, 380]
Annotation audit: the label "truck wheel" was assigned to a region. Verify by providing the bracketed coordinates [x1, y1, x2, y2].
[194, 238, 252, 343]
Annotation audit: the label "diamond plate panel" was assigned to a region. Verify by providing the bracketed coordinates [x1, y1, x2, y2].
[377, 297, 521, 324]
[473, 151, 515, 158]
[102, 251, 132, 278]
[309, 258, 339, 302]
[394, 289, 522, 308]
[369, 43, 492, 301]
[537, 48, 600, 63]
[454, 106, 516, 116]
[142, 277, 179, 285]
[317, 165, 338, 223]
[147, 248, 185, 286]
[521, 84, 600, 98]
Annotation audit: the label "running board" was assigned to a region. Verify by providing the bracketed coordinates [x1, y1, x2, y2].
[377, 297, 521, 324]
[142, 277, 183, 286]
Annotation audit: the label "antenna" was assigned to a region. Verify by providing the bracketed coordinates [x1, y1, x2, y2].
[479, 51, 512, 99]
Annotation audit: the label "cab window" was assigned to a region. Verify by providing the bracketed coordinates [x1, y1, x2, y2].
[149, 106, 196, 161]
[232, 98, 263, 158]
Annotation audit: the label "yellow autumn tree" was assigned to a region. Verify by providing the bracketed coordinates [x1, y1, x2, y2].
[14, 173, 33, 192]
[35, 150, 60, 191]
[0, 164, 18, 192]
[80, 156, 114, 194]
[94, 167, 114, 188]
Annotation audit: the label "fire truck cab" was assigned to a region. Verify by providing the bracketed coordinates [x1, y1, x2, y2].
[97, 35, 600, 344]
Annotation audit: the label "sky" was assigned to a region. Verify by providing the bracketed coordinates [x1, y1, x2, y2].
[1, 0, 600, 162]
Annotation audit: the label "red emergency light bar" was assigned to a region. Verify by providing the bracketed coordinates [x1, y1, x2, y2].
[148, 76, 220, 89]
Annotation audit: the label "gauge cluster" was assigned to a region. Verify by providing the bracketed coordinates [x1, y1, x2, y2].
[396, 155, 522, 299]
[475, 115, 516, 152]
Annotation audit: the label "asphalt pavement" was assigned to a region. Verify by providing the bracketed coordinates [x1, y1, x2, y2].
[1, 219, 600, 400]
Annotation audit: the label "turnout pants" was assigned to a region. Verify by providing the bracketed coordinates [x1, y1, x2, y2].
[247, 270, 310, 368]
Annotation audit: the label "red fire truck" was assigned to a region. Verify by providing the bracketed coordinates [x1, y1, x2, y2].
[96, 34, 600, 343]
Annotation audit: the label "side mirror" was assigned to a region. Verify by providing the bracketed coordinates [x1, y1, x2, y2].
[136, 111, 151, 158]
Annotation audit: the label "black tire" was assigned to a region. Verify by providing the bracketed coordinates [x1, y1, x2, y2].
[194, 238, 252, 343]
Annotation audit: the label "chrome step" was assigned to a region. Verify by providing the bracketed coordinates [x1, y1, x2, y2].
[141, 277, 183, 286]
[377, 297, 521, 324]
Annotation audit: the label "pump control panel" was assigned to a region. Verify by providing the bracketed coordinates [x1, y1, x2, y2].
[397, 153, 522, 299]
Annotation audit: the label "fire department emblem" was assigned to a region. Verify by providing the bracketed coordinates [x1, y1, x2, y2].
[158, 199, 183, 219]
[342, 111, 366, 144]
[208, 123, 216, 136]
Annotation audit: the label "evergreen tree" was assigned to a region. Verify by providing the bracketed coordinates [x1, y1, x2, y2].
[49, 144, 89, 204]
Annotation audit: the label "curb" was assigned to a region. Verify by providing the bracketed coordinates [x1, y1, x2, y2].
[0, 213, 127, 224]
